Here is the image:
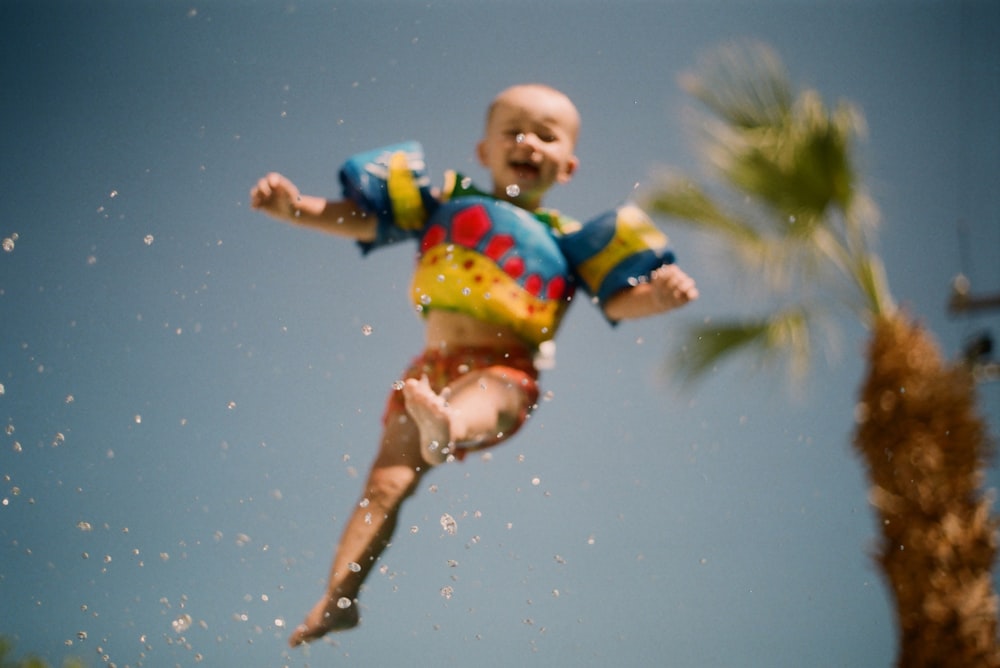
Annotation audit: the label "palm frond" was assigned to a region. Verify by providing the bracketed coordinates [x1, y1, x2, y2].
[683, 43, 865, 230]
[680, 41, 792, 131]
[646, 171, 760, 243]
[649, 173, 839, 295]
[671, 307, 813, 384]
[656, 41, 895, 380]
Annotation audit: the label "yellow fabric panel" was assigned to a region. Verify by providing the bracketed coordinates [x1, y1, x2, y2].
[387, 150, 426, 231]
[411, 244, 568, 347]
[575, 206, 668, 292]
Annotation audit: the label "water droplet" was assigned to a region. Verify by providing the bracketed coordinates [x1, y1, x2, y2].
[392, 380, 405, 390]
[409, 525, 420, 534]
[361, 324, 373, 336]
[420, 294, 432, 305]
[505, 184, 521, 198]
[348, 561, 361, 572]
[143, 234, 155, 246]
[515, 133, 526, 144]
[440, 513, 457, 535]
[77, 521, 92, 532]
[77, 631, 88, 641]
[171, 614, 192, 633]
[440, 586, 454, 600]
[2, 238, 14, 252]
[336, 597, 353, 609]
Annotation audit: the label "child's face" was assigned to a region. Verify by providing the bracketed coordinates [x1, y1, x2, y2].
[477, 85, 579, 208]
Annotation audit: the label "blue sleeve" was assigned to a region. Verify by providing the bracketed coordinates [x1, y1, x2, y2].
[338, 141, 439, 254]
[557, 204, 676, 305]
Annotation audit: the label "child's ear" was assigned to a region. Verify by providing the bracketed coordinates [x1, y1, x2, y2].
[557, 155, 579, 184]
[476, 140, 489, 166]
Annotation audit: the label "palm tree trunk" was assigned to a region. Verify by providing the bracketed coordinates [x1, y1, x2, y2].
[854, 313, 1000, 667]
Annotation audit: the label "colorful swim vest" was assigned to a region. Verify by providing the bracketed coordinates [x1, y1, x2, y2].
[339, 142, 676, 347]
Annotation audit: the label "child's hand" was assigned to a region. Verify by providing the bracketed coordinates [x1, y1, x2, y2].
[250, 172, 302, 220]
[650, 264, 699, 311]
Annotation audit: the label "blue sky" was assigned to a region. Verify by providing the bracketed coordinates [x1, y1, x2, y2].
[2, 1, 998, 666]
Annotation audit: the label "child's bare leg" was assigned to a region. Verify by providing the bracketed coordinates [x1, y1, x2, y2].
[289, 417, 424, 647]
[403, 370, 529, 465]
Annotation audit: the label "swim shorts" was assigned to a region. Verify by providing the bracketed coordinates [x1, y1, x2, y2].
[383, 345, 540, 460]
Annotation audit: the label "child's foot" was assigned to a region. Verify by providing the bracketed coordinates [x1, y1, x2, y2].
[402, 377, 454, 465]
[287, 594, 360, 647]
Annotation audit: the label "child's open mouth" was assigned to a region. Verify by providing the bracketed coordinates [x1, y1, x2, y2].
[510, 161, 540, 180]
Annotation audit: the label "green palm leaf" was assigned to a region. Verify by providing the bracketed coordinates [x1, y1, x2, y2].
[681, 44, 864, 227]
[673, 308, 812, 384]
[651, 40, 894, 385]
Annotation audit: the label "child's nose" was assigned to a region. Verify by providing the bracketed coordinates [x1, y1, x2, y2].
[514, 133, 543, 159]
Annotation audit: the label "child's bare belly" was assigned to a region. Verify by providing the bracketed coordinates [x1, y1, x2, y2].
[424, 310, 529, 351]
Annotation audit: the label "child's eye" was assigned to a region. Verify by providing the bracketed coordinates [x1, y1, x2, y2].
[506, 129, 557, 143]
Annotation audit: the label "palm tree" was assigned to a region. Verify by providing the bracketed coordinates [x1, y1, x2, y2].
[647, 42, 999, 667]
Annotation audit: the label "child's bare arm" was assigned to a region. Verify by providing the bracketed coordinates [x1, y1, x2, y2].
[602, 264, 699, 321]
[250, 172, 376, 242]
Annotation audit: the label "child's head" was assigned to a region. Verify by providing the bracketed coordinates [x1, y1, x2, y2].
[477, 84, 580, 209]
